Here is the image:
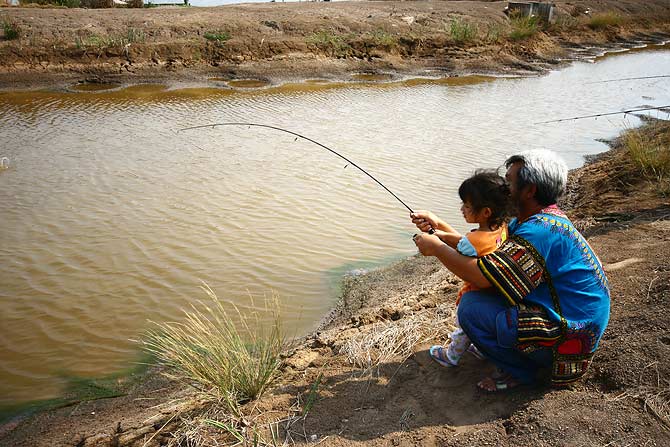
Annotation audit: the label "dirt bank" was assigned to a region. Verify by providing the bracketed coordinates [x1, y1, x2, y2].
[2, 120, 669, 446]
[1, 1, 670, 89]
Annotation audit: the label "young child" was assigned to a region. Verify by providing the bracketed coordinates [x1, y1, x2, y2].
[428, 170, 511, 368]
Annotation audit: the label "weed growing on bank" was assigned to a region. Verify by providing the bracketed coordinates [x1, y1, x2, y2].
[484, 23, 505, 43]
[75, 28, 145, 49]
[623, 120, 670, 190]
[448, 18, 478, 43]
[307, 29, 352, 57]
[204, 30, 230, 43]
[142, 284, 285, 412]
[509, 13, 540, 41]
[588, 12, 624, 30]
[368, 29, 396, 48]
[2, 19, 20, 40]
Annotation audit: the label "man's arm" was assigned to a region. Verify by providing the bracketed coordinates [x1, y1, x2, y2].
[413, 233, 491, 288]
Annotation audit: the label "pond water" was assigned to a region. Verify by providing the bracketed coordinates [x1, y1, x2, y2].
[1, 46, 669, 406]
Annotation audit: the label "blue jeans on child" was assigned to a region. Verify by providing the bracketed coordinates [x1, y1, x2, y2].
[457, 290, 553, 384]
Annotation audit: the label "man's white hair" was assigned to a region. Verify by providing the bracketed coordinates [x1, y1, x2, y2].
[505, 150, 568, 206]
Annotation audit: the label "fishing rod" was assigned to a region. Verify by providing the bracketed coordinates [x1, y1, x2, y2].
[534, 105, 670, 124]
[179, 122, 429, 225]
[585, 75, 670, 84]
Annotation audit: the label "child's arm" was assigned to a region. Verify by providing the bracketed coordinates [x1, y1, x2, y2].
[434, 230, 462, 250]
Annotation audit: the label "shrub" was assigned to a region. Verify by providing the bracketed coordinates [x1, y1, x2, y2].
[509, 13, 539, 41]
[623, 122, 670, 183]
[448, 18, 478, 43]
[142, 285, 285, 408]
[204, 31, 230, 43]
[80, 0, 114, 7]
[588, 12, 623, 30]
[2, 19, 20, 40]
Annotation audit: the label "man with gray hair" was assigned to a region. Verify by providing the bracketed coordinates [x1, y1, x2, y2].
[412, 150, 610, 392]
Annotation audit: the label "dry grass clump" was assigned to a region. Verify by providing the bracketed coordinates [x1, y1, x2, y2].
[142, 284, 285, 411]
[448, 18, 478, 44]
[141, 285, 288, 445]
[588, 12, 624, 30]
[611, 362, 670, 431]
[509, 12, 540, 41]
[623, 120, 670, 185]
[341, 303, 455, 374]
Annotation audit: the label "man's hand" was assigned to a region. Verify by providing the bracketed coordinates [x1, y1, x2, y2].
[413, 232, 444, 256]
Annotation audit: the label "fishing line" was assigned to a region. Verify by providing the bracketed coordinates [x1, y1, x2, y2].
[585, 75, 670, 84]
[179, 122, 417, 214]
[534, 105, 670, 124]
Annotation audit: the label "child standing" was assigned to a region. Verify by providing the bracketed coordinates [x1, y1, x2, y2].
[427, 170, 511, 367]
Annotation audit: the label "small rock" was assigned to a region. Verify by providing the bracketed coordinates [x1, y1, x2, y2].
[83, 433, 112, 447]
[401, 16, 415, 25]
[284, 349, 320, 370]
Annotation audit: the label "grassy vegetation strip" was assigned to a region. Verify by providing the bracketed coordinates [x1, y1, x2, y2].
[622, 119, 670, 188]
[142, 284, 285, 408]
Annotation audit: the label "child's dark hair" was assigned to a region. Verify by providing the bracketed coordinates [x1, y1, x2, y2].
[458, 169, 511, 230]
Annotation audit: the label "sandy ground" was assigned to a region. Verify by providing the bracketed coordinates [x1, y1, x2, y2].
[0, 1, 670, 89]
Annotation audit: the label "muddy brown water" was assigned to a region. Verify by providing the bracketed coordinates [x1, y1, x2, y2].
[1, 47, 669, 407]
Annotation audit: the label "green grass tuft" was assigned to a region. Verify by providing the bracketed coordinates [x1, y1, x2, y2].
[142, 284, 285, 412]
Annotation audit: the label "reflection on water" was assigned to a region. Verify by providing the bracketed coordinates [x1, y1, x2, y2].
[1, 48, 669, 406]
